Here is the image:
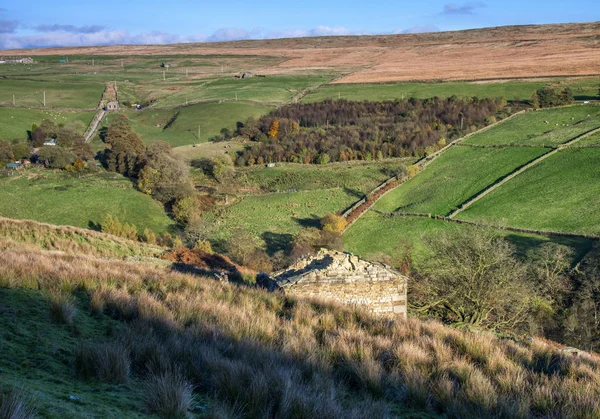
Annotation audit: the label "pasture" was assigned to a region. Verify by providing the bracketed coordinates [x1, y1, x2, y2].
[374, 146, 548, 215]
[457, 148, 600, 235]
[343, 212, 593, 266]
[0, 79, 103, 109]
[0, 108, 95, 140]
[464, 105, 600, 146]
[122, 102, 273, 147]
[0, 169, 176, 235]
[574, 130, 600, 147]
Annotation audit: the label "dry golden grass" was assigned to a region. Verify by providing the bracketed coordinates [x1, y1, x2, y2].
[6, 22, 600, 83]
[2, 245, 600, 417]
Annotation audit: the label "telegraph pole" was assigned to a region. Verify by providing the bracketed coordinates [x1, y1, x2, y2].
[186, 68, 188, 78]
[235, 92, 238, 101]
[43, 91, 46, 107]
[12, 94, 15, 106]
[92, 58, 94, 66]
[163, 71, 165, 81]
[198, 125, 201, 141]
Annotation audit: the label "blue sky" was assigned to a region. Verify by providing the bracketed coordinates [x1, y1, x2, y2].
[0, 0, 598, 49]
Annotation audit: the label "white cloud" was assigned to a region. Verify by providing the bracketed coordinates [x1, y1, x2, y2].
[442, 2, 486, 15]
[34, 24, 106, 34]
[394, 25, 439, 34]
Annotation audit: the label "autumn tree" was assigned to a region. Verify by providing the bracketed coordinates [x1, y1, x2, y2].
[0, 140, 14, 164]
[268, 119, 279, 139]
[321, 214, 347, 233]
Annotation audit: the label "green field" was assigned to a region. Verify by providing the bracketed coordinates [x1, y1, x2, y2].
[374, 146, 548, 215]
[344, 212, 593, 266]
[457, 149, 600, 235]
[121, 102, 273, 147]
[0, 108, 95, 141]
[574, 130, 600, 147]
[0, 170, 176, 234]
[304, 78, 600, 103]
[0, 79, 103, 109]
[464, 105, 600, 146]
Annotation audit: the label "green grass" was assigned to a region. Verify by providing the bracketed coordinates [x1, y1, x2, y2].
[122, 102, 273, 147]
[464, 105, 600, 146]
[343, 212, 593, 266]
[0, 169, 176, 235]
[222, 160, 410, 194]
[457, 148, 600, 235]
[0, 79, 103, 109]
[203, 188, 358, 252]
[0, 287, 149, 418]
[0, 108, 95, 141]
[374, 146, 548, 215]
[574, 130, 600, 147]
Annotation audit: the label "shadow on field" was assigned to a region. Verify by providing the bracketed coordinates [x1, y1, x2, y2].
[293, 216, 321, 229]
[262, 232, 293, 255]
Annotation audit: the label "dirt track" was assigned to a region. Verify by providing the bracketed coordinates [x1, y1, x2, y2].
[5, 22, 600, 83]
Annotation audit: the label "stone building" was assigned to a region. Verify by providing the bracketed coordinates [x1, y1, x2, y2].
[265, 249, 408, 317]
[105, 101, 119, 112]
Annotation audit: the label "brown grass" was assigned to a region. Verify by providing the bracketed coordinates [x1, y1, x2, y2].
[2, 246, 600, 417]
[75, 342, 131, 384]
[0, 388, 36, 419]
[6, 22, 600, 83]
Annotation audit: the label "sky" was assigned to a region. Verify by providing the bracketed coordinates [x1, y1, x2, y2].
[0, 0, 599, 49]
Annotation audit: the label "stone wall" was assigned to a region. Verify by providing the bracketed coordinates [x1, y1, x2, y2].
[272, 249, 407, 317]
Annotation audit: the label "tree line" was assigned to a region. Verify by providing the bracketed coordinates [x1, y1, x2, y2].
[213, 96, 517, 165]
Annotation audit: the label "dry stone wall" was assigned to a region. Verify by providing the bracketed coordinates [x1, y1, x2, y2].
[272, 249, 408, 316]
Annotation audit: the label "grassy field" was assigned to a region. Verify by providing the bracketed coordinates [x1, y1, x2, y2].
[122, 102, 273, 147]
[464, 105, 600, 146]
[0, 108, 95, 141]
[0, 169, 176, 235]
[303, 78, 600, 103]
[0, 79, 103, 109]
[344, 212, 593, 266]
[374, 146, 548, 215]
[457, 148, 600, 235]
[574, 130, 600, 146]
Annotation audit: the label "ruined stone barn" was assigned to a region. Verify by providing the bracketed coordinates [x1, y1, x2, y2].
[266, 249, 408, 317]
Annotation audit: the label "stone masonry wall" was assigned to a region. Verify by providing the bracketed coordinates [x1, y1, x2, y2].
[274, 249, 408, 316]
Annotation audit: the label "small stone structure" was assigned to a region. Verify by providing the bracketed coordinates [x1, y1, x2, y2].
[105, 101, 119, 112]
[265, 249, 408, 316]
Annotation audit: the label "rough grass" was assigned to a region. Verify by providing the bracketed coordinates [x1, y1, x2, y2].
[304, 78, 600, 103]
[374, 146, 548, 215]
[0, 107, 95, 141]
[574, 130, 600, 147]
[457, 148, 600, 235]
[2, 246, 600, 417]
[0, 169, 177, 235]
[0, 388, 36, 419]
[124, 102, 273, 147]
[464, 105, 600, 146]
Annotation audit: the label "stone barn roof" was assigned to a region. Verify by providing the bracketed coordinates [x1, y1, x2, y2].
[263, 249, 408, 316]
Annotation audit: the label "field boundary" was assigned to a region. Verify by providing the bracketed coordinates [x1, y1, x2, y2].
[341, 109, 528, 231]
[447, 125, 600, 218]
[373, 210, 600, 240]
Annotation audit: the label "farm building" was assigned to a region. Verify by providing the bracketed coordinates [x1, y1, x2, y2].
[105, 101, 119, 112]
[0, 57, 33, 64]
[262, 249, 408, 317]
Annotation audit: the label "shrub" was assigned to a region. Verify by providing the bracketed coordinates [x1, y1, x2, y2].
[195, 239, 213, 254]
[49, 291, 77, 325]
[36, 145, 76, 169]
[143, 370, 194, 418]
[321, 214, 347, 233]
[75, 342, 131, 384]
[142, 228, 157, 245]
[172, 195, 201, 224]
[0, 388, 36, 419]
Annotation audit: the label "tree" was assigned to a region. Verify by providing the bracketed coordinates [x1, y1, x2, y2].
[40, 119, 58, 139]
[411, 229, 533, 331]
[142, 228, 157, 245]
[101, 215, 123, 237]
[36, 146, 76, 169]
[71, 138, 95, 161]
[268, 119, 279, 139]
[137, 145, 193, 204]
[172, 195, 201, 224]
[56, 127, 83, 148]
[12, 142, 30, 160]
[210, 155, 234, 182]
[0, 140, 14, 164]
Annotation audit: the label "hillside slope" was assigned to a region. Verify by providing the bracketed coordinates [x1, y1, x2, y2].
[1, 231, 600, 417]
[6, 22, 600, 83]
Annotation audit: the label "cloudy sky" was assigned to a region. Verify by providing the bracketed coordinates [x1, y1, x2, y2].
[0, 0, 598, 49]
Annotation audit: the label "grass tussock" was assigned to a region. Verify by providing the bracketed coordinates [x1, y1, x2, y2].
[48, 290, 77, 325]
[143, 369, 194, 418]
[75, 342, 131, 384]
[0, 388, 36, 419]
[2, 247, 600, 417]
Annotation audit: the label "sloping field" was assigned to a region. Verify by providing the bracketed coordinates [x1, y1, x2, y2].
[374, 146, 547, 215]
[0, 79, 103, 109]
[344, 212, 593, 265]
[457, 148, 600, 235]
[464, 105, 600, 146]
[124, 102, 273, 147]
[574, 130, 600, 146]
[8, 22, 600, 83]
[0, 170, 176, 234]
[0, 107, 95, 140]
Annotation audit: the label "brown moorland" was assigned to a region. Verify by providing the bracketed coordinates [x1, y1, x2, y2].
[5, 22, 600, 83]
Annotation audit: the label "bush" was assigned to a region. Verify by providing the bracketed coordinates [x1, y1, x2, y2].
[49, 291, 77, 325]
[195, 239, 213, 254]
[37, 145, 76, 169]
[0, 388, 36, 419]
[321, 214, 347, 233]
[75, 342, 131, 384]
[143, 370, 194, 418]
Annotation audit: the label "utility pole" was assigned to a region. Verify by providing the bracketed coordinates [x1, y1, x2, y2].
[121, 60, 124, 68]
[460, 117, 464, 131]
[185, 98, 188, 106]
[186, 68, 188, 78]
[163, 71, 165, 81]
[43, 91, 46, 107]
[92, 58, 94, 66]
[221, 65, 223, 74]
[198, 125, 201, 142]
[12, 94, 15, 106]
[235, 92, 238, 101]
